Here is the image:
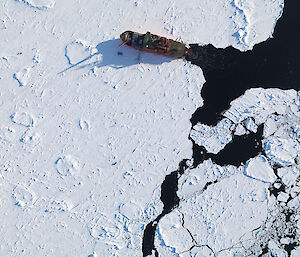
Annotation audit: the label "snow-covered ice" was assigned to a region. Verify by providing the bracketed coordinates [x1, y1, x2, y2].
[0, 0, 298, 256]
[244, 155, 277, 183]
[190, 118, 234, 154]
[243, 117, 258, 132]
[178, 174, 269, 252]
[155, 209, 194, 254]
[160, 87, 299, 256]
[16, 0, 55, 10]
[223, 88, 298, 125]
[13, 67, 32, 87]
[263, 136, 299, 166]
[277, 166, 298, 187]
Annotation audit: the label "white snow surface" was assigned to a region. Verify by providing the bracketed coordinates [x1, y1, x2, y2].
[244, 155, 277, 183]
[0, 0, 294, 256]
[155, 209, 194, 254]
[16, 0, 55, 10]
[179, 173, 269, 252]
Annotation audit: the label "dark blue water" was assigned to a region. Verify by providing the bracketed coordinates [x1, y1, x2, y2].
[143, 1, 300, 256]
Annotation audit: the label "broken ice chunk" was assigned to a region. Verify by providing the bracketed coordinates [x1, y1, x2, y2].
[277, 192, 289, 202]
[234, 123, 247, 136]
[156, 210, 194, 253]
[292, 123, 300, 139]
[244, 117, 257, 132]
[223, 88, 297, 125]
[263, 136, 300, 166]
[179, 174, 269, 252]
[287, 196, 299, 209]
[264, 117, 278, 137]
[190, 118, 233, 154]
[277, 166, 298, 187]
[291, 247, 300, 257]
[244, 155, 277, 183]
[268, 240, 288, 257]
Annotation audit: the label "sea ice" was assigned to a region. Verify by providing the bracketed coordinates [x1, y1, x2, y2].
[178, 174, 269, 252]
[17, 0, 55, 10]
[190, 118, 234, 154]
[268, 240, 288, 257]
[223, 88, 297, 125]
[234, 123, 247, 136]
[55, 155, 79, 176]
[155, 209, 193, 254]
[264, 116, 278, 137]
[277, 192, 289, 202]
[277, 166, 298, 187]
[12, 185, 35, 208]
[13, 67, 31, 87]
[244, 155, 276, 183]
[65, 40, 98, 65]
[243, 117, 257, 132]
[178, 159, 238, 199]
[263, 136, 299, 166]
[0, 0, 295, 256]
[10, 112, 35, 127]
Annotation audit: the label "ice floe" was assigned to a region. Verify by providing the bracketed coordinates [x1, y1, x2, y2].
[177, 174, 269, 252]
[263, 136, 299, 166]
[190, 118, 234, 154]
[244, 155, 277, 183]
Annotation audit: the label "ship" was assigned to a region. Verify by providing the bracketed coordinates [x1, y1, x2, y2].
[119, 31, 190, 58]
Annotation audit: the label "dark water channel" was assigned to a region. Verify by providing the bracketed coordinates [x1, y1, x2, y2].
[142, 1, 300, 256]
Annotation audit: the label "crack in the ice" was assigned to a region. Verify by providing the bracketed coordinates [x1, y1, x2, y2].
[142, 159, 189, 256]
[142, 1, 299, 255]
[143, 125, 266, 256]
[178, 209, 216, 256]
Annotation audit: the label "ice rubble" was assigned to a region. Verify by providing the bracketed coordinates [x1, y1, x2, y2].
[263, 136, 299, 166]
[156, 88, 299, 256]
[191, 88, 299, 157]
[190, 118, 234, 154]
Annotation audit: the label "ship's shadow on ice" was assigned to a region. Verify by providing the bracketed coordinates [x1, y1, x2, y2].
[59, 39, 173, 73]
[93, 39, 173, 68]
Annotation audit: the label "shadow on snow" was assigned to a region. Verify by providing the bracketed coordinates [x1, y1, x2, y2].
[59, 39, 173, 74]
